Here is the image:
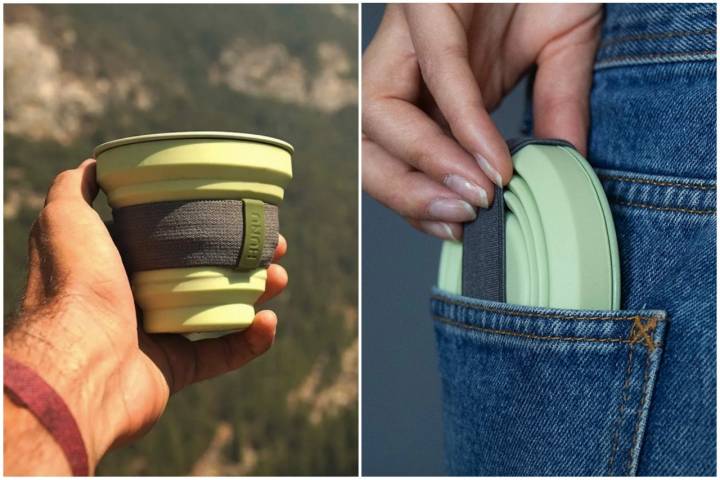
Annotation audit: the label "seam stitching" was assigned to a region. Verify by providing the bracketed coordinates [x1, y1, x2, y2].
[598, 173, 717, 190]
[626, 349, 654, 475]
[607, 337, 636, 475]
[600, 28, 716, 48]
[594, 54, 716, 71]
[597, 50, 716, 63]
[629, 316, 658, 352]
[433, 316, 664, 348]
[431, 296, 663, 322]
[611, 199, 716, 215]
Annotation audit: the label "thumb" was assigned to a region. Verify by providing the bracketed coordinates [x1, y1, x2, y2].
[532, 15, 602, 155]
[45, 158, 99, 206]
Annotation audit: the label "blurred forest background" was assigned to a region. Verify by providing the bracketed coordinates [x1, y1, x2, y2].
[4, 4, 357, 475]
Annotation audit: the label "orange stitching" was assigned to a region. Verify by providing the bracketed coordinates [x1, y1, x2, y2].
[434, 316, 630, 344]
[629, 316, 658, 352]
[599, 28, 715, 48]
[433, 316, 663, 348]
[597, 50, 716, 63]
[431, 295, 663, 323]
[598, 173, 716, 191]
[611, 199, 716, 215]
[607, 340, 636, 475]
[626, 350, 653, 474]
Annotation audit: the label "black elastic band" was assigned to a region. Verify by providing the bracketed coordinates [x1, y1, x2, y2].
[461, 138, 577, 300]
[462, 185, 506, 301]
[111, 199, 278, 273]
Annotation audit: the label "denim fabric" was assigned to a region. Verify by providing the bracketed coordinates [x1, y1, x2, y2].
[432, 292, 667, 476]
[595, 4, 716, 71]
[432, 3, 716, 476]
[595, 169, 716, 477]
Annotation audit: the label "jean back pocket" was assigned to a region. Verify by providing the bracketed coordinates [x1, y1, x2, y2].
[431, 289, 667, 476]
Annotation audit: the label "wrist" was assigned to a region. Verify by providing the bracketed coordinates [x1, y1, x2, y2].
[5, 302, 129, 469]
[4, 395, 73, 475]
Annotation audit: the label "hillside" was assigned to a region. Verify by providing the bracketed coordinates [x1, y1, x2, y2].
[4, 4, 358, 475]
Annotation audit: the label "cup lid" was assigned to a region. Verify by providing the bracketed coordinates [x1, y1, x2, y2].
[438, 141, 620, 311]
[505, 144, 620, 310]
[93, 131, 294, 157]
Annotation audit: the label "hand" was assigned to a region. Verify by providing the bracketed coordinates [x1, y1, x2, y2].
[363, 4, 602, 239]
[4, 159, 289, 474]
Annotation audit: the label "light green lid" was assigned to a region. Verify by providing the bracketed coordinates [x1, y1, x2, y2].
[438, 143, 620, 311]
[93, 131, 293, 208]
[93, 131, 294, 157]
[505, 144, 619, 310]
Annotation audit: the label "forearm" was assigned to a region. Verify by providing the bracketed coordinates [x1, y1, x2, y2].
[4, 395, 73, 475]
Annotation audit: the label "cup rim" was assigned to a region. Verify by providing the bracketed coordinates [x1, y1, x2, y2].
[93, 131, 294, 157]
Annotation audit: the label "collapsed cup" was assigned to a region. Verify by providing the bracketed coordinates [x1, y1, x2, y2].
[94, 132, 293, 334]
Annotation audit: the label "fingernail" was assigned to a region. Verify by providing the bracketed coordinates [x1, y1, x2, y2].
[428, 198, 476, 222]
[474, 152, 503, 187]
[419, 221, 459, 241]
[444, 174, 489, 208]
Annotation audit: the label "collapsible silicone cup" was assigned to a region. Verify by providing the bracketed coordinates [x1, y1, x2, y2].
[94, 132, 293, 333]
[438, 144, 620, 310]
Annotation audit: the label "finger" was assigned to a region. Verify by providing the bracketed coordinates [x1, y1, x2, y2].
[273, 234, 287, 262]
[363, 97, 494, 208]
[533, 12, 602, 155]
[407, 218, 463, 241]
[419, 85, 451, 134]
[363, 138, 477, 223]
[363, 7, 494, 208]
[403, 4, 513, 187]
[32, 159, 108, 280]
[45, 158, 99, 206]
[187, 310, 277, 385]
[256, 264, 288, 305]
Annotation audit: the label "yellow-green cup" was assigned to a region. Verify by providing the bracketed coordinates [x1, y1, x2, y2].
[94, 132, 293, 334]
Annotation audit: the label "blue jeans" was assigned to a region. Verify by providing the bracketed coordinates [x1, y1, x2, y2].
[431, 4, 716, 476]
